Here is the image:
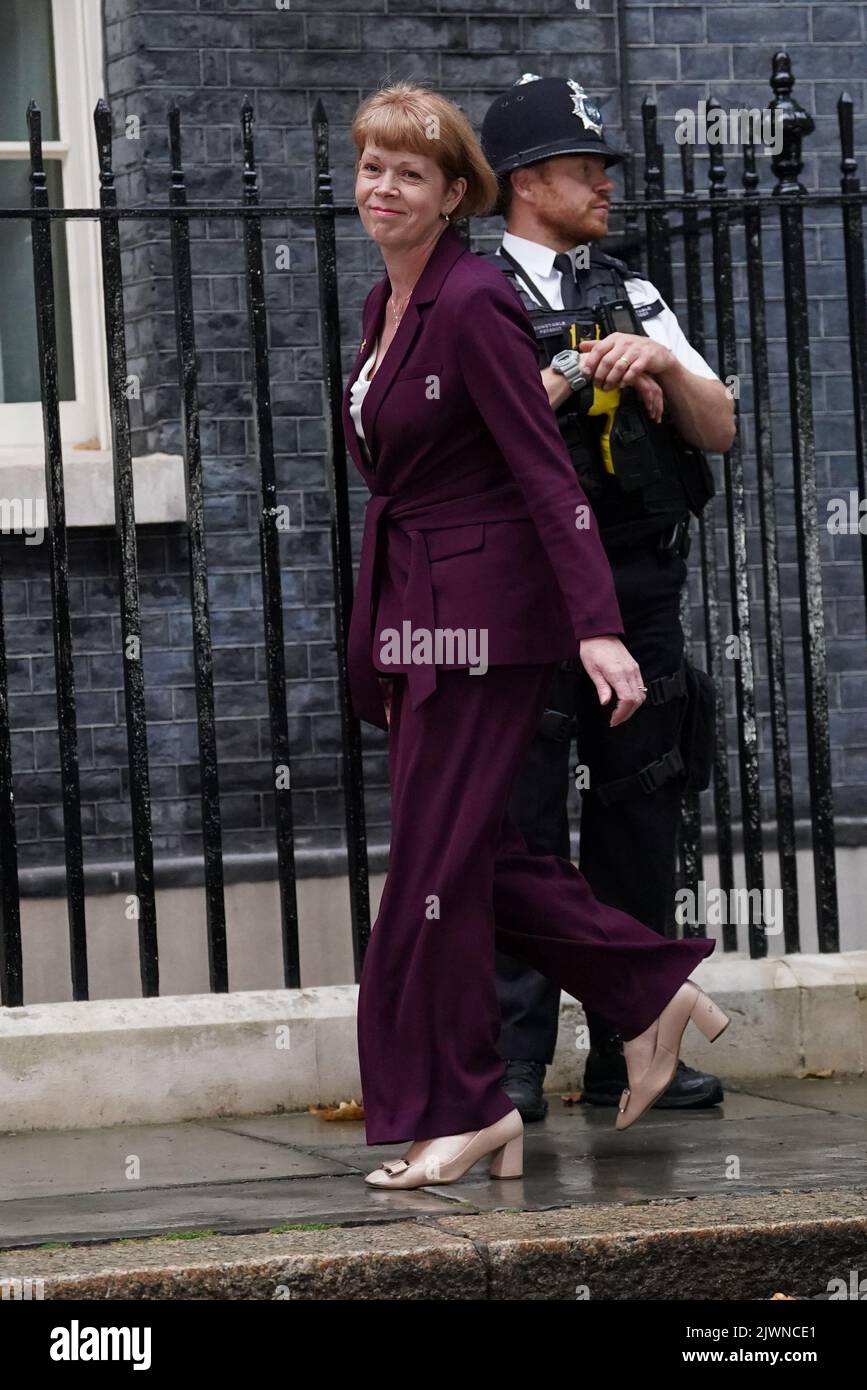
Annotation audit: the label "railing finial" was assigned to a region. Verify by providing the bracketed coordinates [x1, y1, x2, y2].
[769, 51, 814, 195]
[93, 96, 115, 188]
[706, 98, 727, 194]
[168, 103, 184, 195]
[837, 93, 858, 192]
[27, 101, 45, 191]
[241, 96, 258, 203]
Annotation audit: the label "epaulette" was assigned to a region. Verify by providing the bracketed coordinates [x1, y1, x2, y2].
[590, 247, 648, 280]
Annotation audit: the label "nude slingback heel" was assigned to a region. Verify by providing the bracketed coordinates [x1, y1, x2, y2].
[615, 980, 731, 1132]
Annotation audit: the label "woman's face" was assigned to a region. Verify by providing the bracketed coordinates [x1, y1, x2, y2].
[355, 142, 465, 249]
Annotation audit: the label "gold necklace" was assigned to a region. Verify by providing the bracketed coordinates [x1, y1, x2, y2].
[390, 291, 411, 326]
[387, 223, 448, 326]
[388, 270, 425, 326]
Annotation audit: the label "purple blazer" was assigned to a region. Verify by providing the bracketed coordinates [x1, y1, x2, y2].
[341, 223, 624, 730]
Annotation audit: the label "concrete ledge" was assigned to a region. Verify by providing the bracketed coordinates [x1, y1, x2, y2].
[15, 821, 867, 897]
[16, 844, 393, 898]
[548, 950, 867, 1089]
[0, 449, 187, 528]
[0, 986, 356, 1132]
[2, 1190, 866, 1300]
[1, 952, 866, 1132]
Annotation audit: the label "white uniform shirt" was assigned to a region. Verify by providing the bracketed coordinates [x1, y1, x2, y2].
[499, 230, 720, 382]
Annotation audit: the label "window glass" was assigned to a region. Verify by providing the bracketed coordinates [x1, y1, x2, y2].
[0, 0, 59, 142]
[0, 161, 75, 402]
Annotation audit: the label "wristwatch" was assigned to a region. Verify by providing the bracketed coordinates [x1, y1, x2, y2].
[550, 349, 588, 391]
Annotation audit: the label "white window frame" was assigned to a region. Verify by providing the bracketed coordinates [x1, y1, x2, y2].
[0, 0, 109, 449]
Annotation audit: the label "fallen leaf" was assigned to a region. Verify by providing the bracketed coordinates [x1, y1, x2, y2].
[309, 1099, 365, 1121]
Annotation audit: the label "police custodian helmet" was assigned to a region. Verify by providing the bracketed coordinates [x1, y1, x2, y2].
[481, 74, 625, 176]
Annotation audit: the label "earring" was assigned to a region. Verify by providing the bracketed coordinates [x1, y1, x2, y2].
[441, 210, 451, 222]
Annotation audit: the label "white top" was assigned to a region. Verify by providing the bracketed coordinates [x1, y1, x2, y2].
[349, 342, 378, 447]
[500, 230, 720, 381]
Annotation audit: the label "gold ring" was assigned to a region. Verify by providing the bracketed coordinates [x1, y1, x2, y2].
[617, 356, 631, 367]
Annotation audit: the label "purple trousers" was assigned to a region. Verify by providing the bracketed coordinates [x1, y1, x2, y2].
[357, 662, 715, 1145]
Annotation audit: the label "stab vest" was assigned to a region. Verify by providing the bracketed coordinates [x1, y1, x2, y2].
[477, 245, 715, 547]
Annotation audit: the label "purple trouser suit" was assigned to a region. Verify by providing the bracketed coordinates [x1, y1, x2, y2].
[342, 225, 715, 1145]
[357, 662, 714, 1145]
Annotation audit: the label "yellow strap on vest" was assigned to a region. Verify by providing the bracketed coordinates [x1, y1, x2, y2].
[574, 323, 621, 475]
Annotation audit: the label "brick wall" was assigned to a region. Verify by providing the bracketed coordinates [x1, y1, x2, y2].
[7, 0, 866, 874]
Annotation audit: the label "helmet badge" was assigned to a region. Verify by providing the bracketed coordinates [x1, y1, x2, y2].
[566, 81, 603, 135]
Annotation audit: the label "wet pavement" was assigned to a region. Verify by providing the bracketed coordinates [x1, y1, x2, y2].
[1, 1076, 865, 1251]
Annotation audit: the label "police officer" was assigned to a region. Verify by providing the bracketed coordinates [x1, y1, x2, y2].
[479, 76, 736, 1120]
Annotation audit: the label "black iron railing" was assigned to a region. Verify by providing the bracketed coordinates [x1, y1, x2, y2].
[0, 51, 865, 1006]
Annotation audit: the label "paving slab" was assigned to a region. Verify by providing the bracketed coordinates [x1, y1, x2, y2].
[0, 1120, 348, 1201]
[0, 1176, 469, 1250]
[0, 1082, 864, 1252]
[727, 1076, 867, 1117]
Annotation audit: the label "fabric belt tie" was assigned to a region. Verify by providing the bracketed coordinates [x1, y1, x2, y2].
[347, 478, 531, 725]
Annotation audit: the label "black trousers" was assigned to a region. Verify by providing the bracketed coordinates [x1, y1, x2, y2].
[495, 540, 690, 1063]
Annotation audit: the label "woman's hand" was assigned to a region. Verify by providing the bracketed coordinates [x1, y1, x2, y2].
[579, 635, 646, 727]
[377, 676, 394, 728]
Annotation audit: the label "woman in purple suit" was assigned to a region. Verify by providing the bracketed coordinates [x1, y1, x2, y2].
[342, 82, 730, 1190]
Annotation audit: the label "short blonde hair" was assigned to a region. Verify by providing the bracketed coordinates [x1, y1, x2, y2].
[351, 82, 499, 220]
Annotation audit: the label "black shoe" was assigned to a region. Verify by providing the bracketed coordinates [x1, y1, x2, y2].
[581, 1037, 724, 1109]
[502, 1059, 549, 1122]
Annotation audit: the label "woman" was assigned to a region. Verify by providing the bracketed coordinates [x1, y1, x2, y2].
[341, 83, 729, 1190]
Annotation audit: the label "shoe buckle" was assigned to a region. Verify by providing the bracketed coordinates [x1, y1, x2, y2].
[380, 1159, 410, 1176]
[618, 1088, 630, 1113]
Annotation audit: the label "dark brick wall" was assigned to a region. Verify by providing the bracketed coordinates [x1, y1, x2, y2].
[6, 0, 866, 874]
[624, 1, 867, 821]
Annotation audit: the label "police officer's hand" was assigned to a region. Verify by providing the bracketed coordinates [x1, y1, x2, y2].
[632, 372, 664, 424]
[578, 635, 647, 727]
[579, 333, 674, 392]
[542, 364, 662, 422]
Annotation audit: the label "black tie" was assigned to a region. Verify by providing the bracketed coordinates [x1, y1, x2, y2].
[553, 252, 580, 310]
